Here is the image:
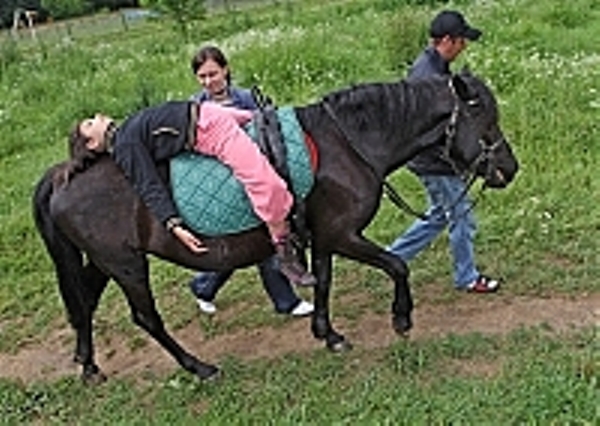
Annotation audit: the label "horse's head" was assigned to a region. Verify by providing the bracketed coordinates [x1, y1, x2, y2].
[444, 71, 518, 189]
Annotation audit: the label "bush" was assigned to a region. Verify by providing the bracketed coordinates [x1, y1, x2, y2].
[40, 0, 139, 22]
[140, 0, 206, 38]
[385, 6, 429, 75]
[42, 0, 92, 20]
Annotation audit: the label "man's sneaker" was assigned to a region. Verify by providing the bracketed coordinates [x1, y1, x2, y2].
[465, 275, 499, 293]
[196, 298, 217, 314]
[290, 300, 314, 317]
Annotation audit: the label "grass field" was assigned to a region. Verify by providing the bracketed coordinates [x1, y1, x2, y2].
[0, 0, 598, 423]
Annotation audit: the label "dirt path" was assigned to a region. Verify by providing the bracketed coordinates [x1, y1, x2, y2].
[1, 293, 598, 383]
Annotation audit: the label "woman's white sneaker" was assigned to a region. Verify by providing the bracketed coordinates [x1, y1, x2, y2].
[290, 300, 314, 317]
[196, 298, 217, 314]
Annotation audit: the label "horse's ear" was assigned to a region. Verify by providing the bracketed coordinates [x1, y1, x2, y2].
[451, 73, 475, 102]
[451, 74, 468, 98]
[459, 66, 472, 77]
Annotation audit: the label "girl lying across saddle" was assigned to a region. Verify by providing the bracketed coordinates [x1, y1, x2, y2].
[70, 100, 316, 287]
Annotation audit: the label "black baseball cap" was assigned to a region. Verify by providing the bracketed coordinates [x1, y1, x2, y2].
[429, 10, 482, 41]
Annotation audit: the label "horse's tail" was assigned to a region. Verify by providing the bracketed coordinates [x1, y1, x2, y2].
[32, 166, 87, 329]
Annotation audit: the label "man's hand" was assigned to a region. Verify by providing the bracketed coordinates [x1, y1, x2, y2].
[172, 225, 208, 254]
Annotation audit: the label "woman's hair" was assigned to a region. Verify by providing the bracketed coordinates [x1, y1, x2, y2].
[190, 45, 232, 85]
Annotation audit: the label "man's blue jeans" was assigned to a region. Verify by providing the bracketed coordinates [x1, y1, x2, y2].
[189, 255, 301, 313]
[387, 174, 479, 288]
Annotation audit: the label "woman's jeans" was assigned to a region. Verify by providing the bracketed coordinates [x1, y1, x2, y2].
[188, 255, 301, 313]
[387, 174, 480, 288]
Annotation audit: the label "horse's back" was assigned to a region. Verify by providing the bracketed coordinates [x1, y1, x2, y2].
[47, 158, 149, 256]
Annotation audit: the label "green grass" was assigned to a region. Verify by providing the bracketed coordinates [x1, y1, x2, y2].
[0, 327, 596, 424]
[0, 0, 599, 423]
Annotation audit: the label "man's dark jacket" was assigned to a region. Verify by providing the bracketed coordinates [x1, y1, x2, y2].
[405, 46, 456, 176]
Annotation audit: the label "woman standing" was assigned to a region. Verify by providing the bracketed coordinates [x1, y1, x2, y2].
[187, 45, 314, 316]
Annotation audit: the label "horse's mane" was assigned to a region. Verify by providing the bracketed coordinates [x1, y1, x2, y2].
[322, 81, 411, 138]
[324, 72, 496, 132]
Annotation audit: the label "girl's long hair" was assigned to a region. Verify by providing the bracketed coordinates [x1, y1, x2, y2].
[53, 122, 100, 189]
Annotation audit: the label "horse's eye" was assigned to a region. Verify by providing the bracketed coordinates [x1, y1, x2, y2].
[466, 99, 479, 107]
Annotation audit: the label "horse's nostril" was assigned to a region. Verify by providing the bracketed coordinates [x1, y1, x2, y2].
[496, 170, 505, 185]
[486, 169, 508, 188]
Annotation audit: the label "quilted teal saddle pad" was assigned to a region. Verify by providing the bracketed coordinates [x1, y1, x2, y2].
[170, 106, 314, 236]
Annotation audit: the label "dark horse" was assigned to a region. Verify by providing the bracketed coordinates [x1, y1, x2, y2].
[33, 71, 518, 383]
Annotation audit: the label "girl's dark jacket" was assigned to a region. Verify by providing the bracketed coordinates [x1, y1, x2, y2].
[111, 101, 197, 227]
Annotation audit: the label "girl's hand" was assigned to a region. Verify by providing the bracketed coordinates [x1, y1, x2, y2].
[172, 225, 208, 254]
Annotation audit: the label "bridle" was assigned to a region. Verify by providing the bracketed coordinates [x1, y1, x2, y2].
[442, 78, 505, 189]
[322, 79, 501, 220]
[431, 79, 508, 217]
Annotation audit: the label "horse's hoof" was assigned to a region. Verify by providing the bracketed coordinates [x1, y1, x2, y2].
[198, 365, 221, 382]
[397, 330, 411, 339]
[392, 316, 412, 336]
[81, 370, 107, 386]
[327, 337, 352, 353]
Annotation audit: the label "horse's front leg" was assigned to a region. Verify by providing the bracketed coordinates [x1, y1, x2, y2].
[338, 234, 413, 335]
[386, 252, 413, 335]
[311, 251, 351, 352]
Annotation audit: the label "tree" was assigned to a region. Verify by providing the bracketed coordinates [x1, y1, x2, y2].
[40, 0, 139, 21]
[91, 0, 140, 11]
[41, 0, 92, 20]
[140, 0, 206, 38]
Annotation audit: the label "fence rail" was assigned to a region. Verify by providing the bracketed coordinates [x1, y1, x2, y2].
[0, 1, 297, 50]
[0, 9, 157, 48]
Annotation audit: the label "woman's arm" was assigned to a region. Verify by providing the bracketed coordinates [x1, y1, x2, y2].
[220, 105, 254, 125]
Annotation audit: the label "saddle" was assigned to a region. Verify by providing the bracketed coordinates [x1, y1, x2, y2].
[170, 105, 314, 236]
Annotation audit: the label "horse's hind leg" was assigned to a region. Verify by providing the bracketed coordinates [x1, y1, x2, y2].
[48, 236, 108, 384]
[113, 254, 219, 380]
[73, 262, 109, 384]
[33, 173, 106, 383]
